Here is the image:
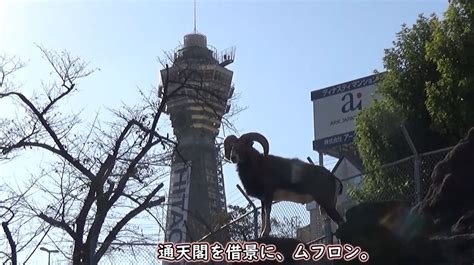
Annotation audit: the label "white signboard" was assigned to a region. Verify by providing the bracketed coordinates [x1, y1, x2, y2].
[311, 73, 383, 150]
[165, 162, 191, 243]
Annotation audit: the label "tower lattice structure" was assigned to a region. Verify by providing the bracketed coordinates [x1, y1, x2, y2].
[161, 33, 235, 245]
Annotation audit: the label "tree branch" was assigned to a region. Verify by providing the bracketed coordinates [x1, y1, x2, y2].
[95, 183, 165, 260]
[0, 91, 95, 179]
[38, 213, 75, 239]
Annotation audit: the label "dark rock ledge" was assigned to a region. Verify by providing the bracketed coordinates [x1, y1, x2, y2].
[335, 128, 474, 265]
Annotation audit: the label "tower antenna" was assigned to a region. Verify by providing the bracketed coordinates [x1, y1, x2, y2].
[193, 0, 197, 33]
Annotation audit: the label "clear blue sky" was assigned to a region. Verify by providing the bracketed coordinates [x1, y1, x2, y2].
[0, 0, 448, 201]
[1, 0, 448, 262]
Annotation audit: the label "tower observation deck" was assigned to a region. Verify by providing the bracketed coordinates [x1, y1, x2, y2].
[161, 33, 235, 246]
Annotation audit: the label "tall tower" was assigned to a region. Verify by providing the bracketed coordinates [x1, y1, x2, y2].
[162, 33, 235, 245]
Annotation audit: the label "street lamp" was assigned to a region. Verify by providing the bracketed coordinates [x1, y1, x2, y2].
[40, 247, 59, 265]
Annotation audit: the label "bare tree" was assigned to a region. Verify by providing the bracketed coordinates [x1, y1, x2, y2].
[0, 47, 241, 264]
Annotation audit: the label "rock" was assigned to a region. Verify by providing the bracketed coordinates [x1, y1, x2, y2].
[335, 201, 424, 265]
[451, 210, 474, 234]
[336, 127, 474, 264]
[423, 234, 474, 263]
[414, 127, 474, 232]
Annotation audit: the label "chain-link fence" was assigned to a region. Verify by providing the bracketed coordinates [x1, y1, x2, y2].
[199, 145, 453, 246]
[339, 156, 418, 207]
[198, 200, 311, 243]
[419, 146, 453, 198]
[93, 201, 310, 264]
[94, 146, 453, 264]
[343, 146, 453, 206]
[99, 243, 159, 265]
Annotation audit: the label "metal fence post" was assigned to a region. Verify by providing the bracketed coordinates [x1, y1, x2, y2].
[236, 184, 258, 239]
[316, 152, 334, 245]
[413, 156, 421, 202]
[400, 124, 421, 203]
[315, 153, 334, 265]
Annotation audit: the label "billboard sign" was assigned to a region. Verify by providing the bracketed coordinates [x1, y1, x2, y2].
[165, 162, 191, 244]
[311, 73, 383, 150]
